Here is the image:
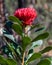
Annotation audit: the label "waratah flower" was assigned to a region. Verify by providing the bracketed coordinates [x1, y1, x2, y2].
[14, 8, 37, 25]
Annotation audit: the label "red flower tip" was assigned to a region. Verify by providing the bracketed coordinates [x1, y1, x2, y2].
[14, 8, 37, 25]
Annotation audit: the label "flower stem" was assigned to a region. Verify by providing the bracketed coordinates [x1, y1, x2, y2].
[22, 52, 25, 65]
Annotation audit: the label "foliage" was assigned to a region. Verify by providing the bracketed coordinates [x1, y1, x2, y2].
[0, 15, 52, 65]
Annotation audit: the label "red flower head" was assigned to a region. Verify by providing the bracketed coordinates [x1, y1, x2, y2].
[14, 8, 37, 25]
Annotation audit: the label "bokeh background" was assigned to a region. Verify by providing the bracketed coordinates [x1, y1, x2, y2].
[0, 0, 52, 63]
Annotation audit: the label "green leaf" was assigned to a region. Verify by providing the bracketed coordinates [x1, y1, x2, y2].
[0, 55, 8, 65]
[3, 29, 15, 43]
[28, 40, 43, 54]
[4, 34, 15, 43]
[0, 55, 17, 65]
[16, 46, 22, 56]
[35, 27, 46, 32]
[32, 32, 49, 42]
[47, 57, 52, 65]
[26, 40, 43, 63]
[6, 58, 17, 65]
[12, 24, 22, 35]
[40, 46, 52, 54]
[28, 49, 33, 55]
[5, 21, 13, 28]
[8, 16, 22, 25]
[27, 53, 41, 63]
[37, 59, 51, 65]
[29, 24, 40, 31]
[22, 36, 31, 50]
[30, 40, 43, 49]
